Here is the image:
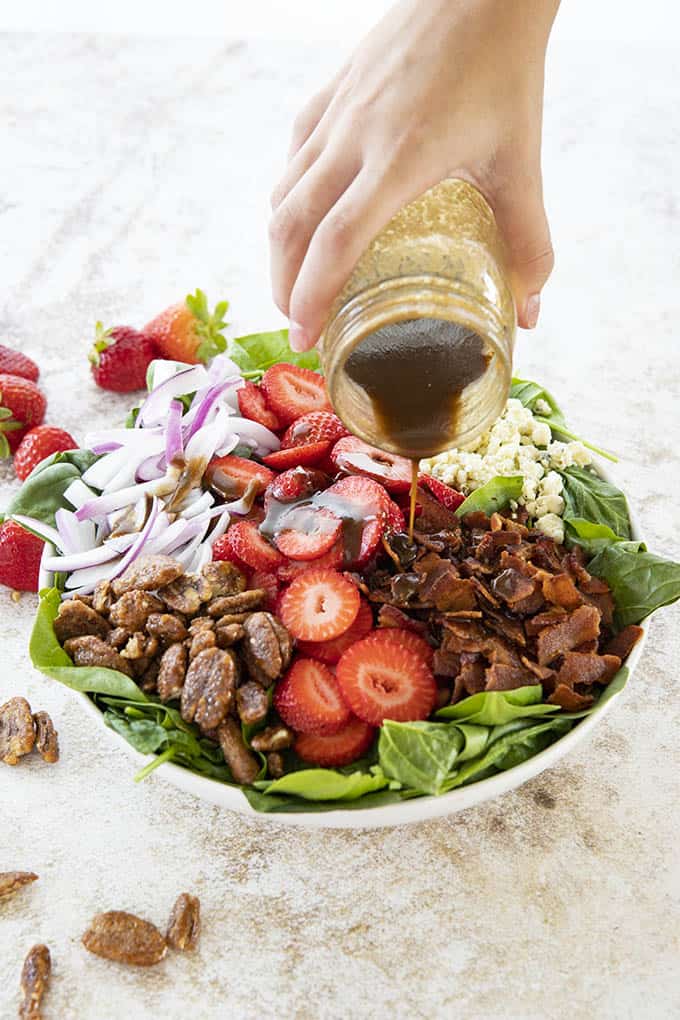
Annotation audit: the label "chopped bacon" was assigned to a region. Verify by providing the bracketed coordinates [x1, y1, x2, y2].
[525, 608, 567, 636]
[492, 568, 537, 607]
[556, 652, 621, 689]
[433, 649, 461, 678]
[547, 685, 594, 711]
[604, 625, 644, 661]
[541, 572, 583, 610]
[484, 663, 532, 691]
[520, 656, 555, 681]
[414, 486, 461, 532]
[536, 605, 601, 666]
[376, 604, 429, 635]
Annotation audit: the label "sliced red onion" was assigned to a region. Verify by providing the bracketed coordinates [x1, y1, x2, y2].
[63, 479, 98, 510]
[137, 365, 208, 428]
[227, 417, 280, 455]
[39, 542, 56, 591]
[180, 490, 214, 519]
[207, 354, 245, 384]
[165, 399, 184, 465]
[90, 442, 122, 455]
[146, 359, 198, 391]
[183, 378, 241, 443]
[146, 517, 206, 556]
[135, 453, 167, 482]
[85, 426, 163, 448]
[83, 448, 135, 491]
[42, 544, 121, 573]
[75, 478, 174, 522]
[174, 524, 210, 571]
[214, 433, 240, 459]
[55, 508, 96, 554]
[65, 557, 124, 592]
[12, 515, 63, 549]
[183, 408, 235, 474]
[206, 509, 231, 544]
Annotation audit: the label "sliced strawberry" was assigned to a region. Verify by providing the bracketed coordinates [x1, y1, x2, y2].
[249, 569, 280, 611]
[294, 715, 376, 767]
[330, 436, 412, 493]
[237, 381, 281, 431]
[419, 474, 466, 512]
[219, 520, 284, 572]
[262, 441, 330, 471]
[261, 363, 332, 426]
[205, 454, 275, 499]
[212, 533, 245, 569]
[266, 466, 330, 505]
[274, 658, 351, 735]
[281, 411, 349, 449]
[385, 499, 406, 532]
[274, 507, 342, 561]
[317, 475, 390, 568]
[336, 631, 437, 725]
[279, 568, 360, 642]
[277, 540, 344, 582]
[371, 626, 435, 668]
[297, 598, 374, 664]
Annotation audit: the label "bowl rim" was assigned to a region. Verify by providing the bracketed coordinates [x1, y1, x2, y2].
[74, 461, 648, 828]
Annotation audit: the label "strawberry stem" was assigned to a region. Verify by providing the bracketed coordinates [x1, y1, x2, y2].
[185, 288, 229, 363]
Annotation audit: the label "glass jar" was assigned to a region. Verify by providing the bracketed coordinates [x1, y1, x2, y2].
[319, 178, 516, 459]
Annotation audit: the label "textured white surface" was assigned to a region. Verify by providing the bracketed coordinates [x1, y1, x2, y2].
[1, 33, 680, 1020]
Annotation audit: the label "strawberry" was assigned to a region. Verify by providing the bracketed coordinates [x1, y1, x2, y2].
[294, 715, 375, 767]
[279, 568, 360, 642]
[336, 631, 437, 725]
[281, 411, 349, 449]
[0, 374, 46, 456]
[330, 436, 412, 493]
[145, 289, 228, 364]
[277, 539, 344, 582]
[274, 507, 342, 561]
[385, 499, 406, 532]
[248, 569, 280, 610]
[419, 474, 465, 512]
[0, 520, 44, 592]
[262, 441, 330, 471]
[0, 345, 39, 382]
[274, 658, 351, 735]
[319, 475, 390, 568]
[13, 426, 77, 481]
[217, 520, 284, 572]
[373, 626, 435, 668]
[261, 363, 332, 426]
[266, 467, 330, 505]
[89, 323, 158, 393]
[237, 381, 281, 432]
[205, 455, 275, 499]
[297, 597, 374, 664]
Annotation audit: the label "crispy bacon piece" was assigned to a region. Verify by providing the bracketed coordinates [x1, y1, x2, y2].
[547, 685, 594, 711]
[536, 605, 601, 666]
[556, 651, 621, 689]
[542, 572, 583, 610]
[484, 662, 532, 691]
[376, 604, 428, 635]
[604, 625, 644, 661]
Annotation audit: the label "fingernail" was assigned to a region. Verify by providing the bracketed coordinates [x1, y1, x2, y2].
[288, 321, 309, 352]
[525, 293, 541, 330]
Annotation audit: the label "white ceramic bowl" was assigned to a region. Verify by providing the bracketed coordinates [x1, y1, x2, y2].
[78, 465, 647, 828]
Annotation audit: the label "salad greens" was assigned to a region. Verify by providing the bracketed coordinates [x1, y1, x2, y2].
[227, 329, 321, 381]
[560, 466, 632, 541]
[435, 685, 558, 725]
[588, 545, 680, 628]
[3, 450, 99, 526]
[510, 376, 616, 462]
[455, 475, 524, 517]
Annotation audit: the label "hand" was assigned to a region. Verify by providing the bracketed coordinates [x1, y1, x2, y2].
[269, 0, 559, 351]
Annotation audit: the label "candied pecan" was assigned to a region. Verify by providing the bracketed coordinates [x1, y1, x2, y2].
[33, 712, 59, 764]
[158, 574, 202, 616]
[82, 911, 167, 966]
[53, 599, 111, 642]
[604, 625, 644, 661]
[250, 725, 294, 753]
[207, 589, 266, 617]
[236, 682, 269, 726]
[166, 893, 200, 952]
[107, 626, 129, 649]
[73, 593, 94, 607]
[0, 871, 38, 900]
[536, 605, 601, 666]
[266, 752, 285, 778]
[140, 659, 161, 694]
[200, 560, 247, 598]
[242, 612, 292, 683]
[146, 613, 188, 643]
[109, 591, 164, 632]
[157, 644, 188, 702]
[92, 578, 114, 614]
[63, 636, 134, 677]
[120, 632, 148, 660]
[188, 629, 216, 660]
[0, 698, 35, 765]
[19, 943, 50, 1020]
[188, 615, 214, 634]
[215, 623, 245, 648]
[112, 554, 183, 596]
[216, 717, 260, 784]
[181, 648, 237, 730]
[215, 612, 251, 627]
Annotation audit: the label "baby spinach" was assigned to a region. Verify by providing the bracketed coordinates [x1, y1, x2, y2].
[559, 467, 632, 541]
[242, 785, 410, 814]
[378, 721, 464, 796]
[256, 767, 389, 802]
[587, 545, 680, 628]
[105, 715, 168, 755]
[455, 475, 524, 518]
[564, 517, 631, 557]
[4, 449, 99, 526]
[227, 329, 321, 381]
[510, 376, 616, 461]
[446, 718, 572, 789]
[436, 685, 558, 726]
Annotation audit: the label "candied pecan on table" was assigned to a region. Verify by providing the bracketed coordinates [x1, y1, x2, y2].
[216, 718, 260, 784]
[109, 591, 164, 632]
[19, 943, 51, 1020]
[188, 629, 216, 660]
[236, 681, 269, 726]
[250, 725, 294, 754]
[157, 643, 188, 703]
[180, 648, 237, 730]
[158, 574, 203, 616]
[0, 698, 35, 766]
[215, 623, 245, 648]
[200, 560, 247, 598]
[63, 636, 133, 677]
[53, 599, 111, 642]
[112, 554, 183, 596]
[33, 712, 59, 764]
[82, 910, 167, 966]
[242, 612, 292, 684]
[207, 589, 266, 617]
[146, 612, 188, 643]
[0, 871, 38, 901]
[166, 893, 201, 952]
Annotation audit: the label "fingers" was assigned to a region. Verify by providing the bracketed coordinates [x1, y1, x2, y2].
[287, 83, 335, 160]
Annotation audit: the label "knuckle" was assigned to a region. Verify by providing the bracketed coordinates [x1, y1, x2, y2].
[319, 208, 354, 253]
[268, 203, 299, 248]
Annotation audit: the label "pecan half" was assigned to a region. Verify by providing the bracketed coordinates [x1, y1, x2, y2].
[236, 682, 269, 726]
[157, 643, 188, 702]
[63, 636, 133, 677]
[82, 910, 167, 966]
[266, 752, 285, 778]
[200, 560, 247, 598]
[0, 871, 38, 901]
[251, 725, 294, 753]
[158, 574, 202, 615]
[107, 626, 130, 649]
[166, 893, 201, 952]
[53, 599, 111, 641]
[180, 648, 237, 730]
[19, 943, 50, 1020]
[92, 578, 114, 614]
[215, 623, 245, 648]
[216, 717, 260, 784]
[146, 613, 188, 643]
[188, 629, 216, 660]
[109, 591, 164, 632]
[0, 698, 35, 765]
[207, 589, 266, 617]
[112, 554, 183, 596]
[33, 712, 59, 764]
[242, 612, 292, 683]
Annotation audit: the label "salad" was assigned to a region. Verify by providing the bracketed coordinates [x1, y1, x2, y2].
[8, 327, 680, 814]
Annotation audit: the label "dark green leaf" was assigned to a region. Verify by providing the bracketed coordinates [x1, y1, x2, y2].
[587, 545, 680, 628]
[105, 714, 168, 754]
[227, 330, 321, 381]
[378, 720, 463, 795]
[5, 449, 100, 526]
[445, 718, 572, 788]
[256, 767, 389, 802]
[436, 685, 558, 725]
[565, 518, 629, 557]
[559, 467, 632, 540]
[455, 475, 524, 518]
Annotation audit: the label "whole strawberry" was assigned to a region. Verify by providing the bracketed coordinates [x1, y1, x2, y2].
[89, 322, 159, 393]
[0, 344, 40, 382]
[0, 520, 43, 592]
[145, 289, 228, 364]
[14, 426, 78, 481]
[0, 374, 47, 457]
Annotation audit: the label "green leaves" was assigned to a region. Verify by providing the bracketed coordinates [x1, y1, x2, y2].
[455, 475, 523, 517]
[256, 767, 389, 802]
[588, 545, 680, 628]
[378, 721, 464, 796]
[4, 449, 99, 526]
[445, 718, 572, 789]
[560, 467, 632, 541]
[435, 685, 558, 725]
[185, 288, 228, 362]
[227, 330, 321, 381]
[510, 377, 616, 462]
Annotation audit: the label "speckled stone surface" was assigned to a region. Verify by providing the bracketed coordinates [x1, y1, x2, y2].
[1, 34, 679, 1020]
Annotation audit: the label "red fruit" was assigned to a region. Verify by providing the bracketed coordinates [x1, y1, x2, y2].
[13, 426, 78, 481]
[318, 475, 390, 568]
[0, 520, 43, 592]
[281, 411, 349, 449]
[385, 499, 406, 532]
[262, 441, 330, 471]
[279, 568, 360, 642]
[373, 626, 435, 668]
[336, 631, 437, 725]
[145, 289, 228, 364]
[277, 540, 344, 582]
[261, 363, 332, 426]
[294, 716, 375, 767]
[419, 474, 465, 512]
[237, 381, 280, 432]
[0, 374, 46, 456]
[218, 521, 284, 572]
[274, 658, 351, 735]
[266, 467, 329, 505]
[274, 508, 342, 561]
[205, 455, 275, 499]
[211, 533, 241, 567]
[330, 436, 412, 493]
[89, 323, 158, 393]
[0, 345, 39, 382]
[297, 598, 374, 664]
[249, 569, 280, 610]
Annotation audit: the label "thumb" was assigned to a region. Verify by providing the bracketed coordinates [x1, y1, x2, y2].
[490, 173, 554, 329]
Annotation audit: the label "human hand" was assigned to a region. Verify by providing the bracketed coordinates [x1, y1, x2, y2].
[269, 0, 559, 351]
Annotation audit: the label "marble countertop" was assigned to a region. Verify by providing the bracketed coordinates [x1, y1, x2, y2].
[1, 33, 679, 1020]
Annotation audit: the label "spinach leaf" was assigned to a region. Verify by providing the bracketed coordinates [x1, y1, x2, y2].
[587, 545, 680, 628]
[445, 718, 572, 788]
[510, 377, 616, 462]
[378, 720, 463, 795]
[455, 475, 523, 518]
[256, 767, 389, 802]
[227, 329, 321, 381]
[559, 467, 632, 540]
[565, 518, 628, 557]
[4, 449, 100, 526]
[455, 723, 491, 762]
[436, 685, 558, 726]
[242, 785, 410, 814]
[105, 714, 168, 754]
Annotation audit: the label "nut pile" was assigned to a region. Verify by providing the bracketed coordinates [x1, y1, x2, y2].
[0, 697, 59, 767]
[54, 554, 295, 783]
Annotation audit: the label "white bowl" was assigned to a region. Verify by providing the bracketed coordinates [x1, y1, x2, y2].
[78, 465, 647, 828]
